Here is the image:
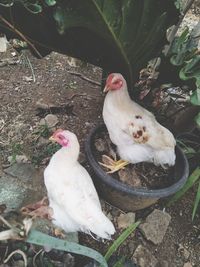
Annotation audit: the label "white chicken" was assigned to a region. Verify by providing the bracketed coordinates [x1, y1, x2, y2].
[102, 73, 176, 173]
[44, 129, 115, 239]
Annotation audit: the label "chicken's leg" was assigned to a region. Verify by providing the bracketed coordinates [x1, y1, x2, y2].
[99, 155, 129, 173]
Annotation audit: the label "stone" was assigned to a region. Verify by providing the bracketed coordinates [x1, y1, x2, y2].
[139, 209, 171, 245]
[0, 175, 43, 211]
[117, 212, 135, 229]
[132, 245, 158, 267]
[118, 168, 142, 187]
[95, 138, 107, 152]
[178, 244, 190, 260]
[183, 263, 192, 267]
[7, 155, 28, 164]
[37, 137, 50, 147]
[4, 163, 37, 181]
[36, 99, 56, 110]
[39, 114, 59, 128]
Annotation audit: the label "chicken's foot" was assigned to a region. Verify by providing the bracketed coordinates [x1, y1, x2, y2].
[99, 155, 129, 173]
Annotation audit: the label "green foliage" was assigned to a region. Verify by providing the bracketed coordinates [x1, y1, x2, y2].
[35, 124, 51, 138]
[167, 167, 200, 220]
[31, 142, 60, 166]
[26, 229, 108, 267]
[104, 221, 140, 263]
[167, 25, 200, 126]
[0, 0, 179, 86]
[10, 142, 23, 162]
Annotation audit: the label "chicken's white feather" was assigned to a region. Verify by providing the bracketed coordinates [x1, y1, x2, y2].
[103, 73, 176, 167]
[44, 131, 115, 239]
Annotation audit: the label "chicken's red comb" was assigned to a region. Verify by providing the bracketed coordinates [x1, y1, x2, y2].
[107, 73, 114, 84]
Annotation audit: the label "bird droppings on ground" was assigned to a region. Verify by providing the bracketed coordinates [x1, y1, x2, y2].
[139, 209, 171, 245]
[0, 47, 200, 266]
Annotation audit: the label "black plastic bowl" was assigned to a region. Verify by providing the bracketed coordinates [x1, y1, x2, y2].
[85, 124, 189, 211]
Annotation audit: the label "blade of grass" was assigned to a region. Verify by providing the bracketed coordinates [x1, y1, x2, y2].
[167, 167, 200, 207]
[113, 256, 126, 267]
[192, 180, 200, 220]
[26, 230, 108, 267]
[104, 221, 140, 262]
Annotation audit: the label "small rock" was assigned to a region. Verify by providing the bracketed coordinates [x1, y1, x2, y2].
[132, 245, 158, 267]
[117, 212, 135, 229]
[4, 163, 37, 181]
[183, 263, 192, 267]
[178, 244, 190, 260]
[139, 209, 171, 245]
[119, 168, 142, 187]
[39, 114, 59, 128]
[183, 248, 190, 260]
[95, 138, 107, 152]
[7, 155, 28, 164]
[37, 137, 50, 147]
[36, 98, 56, 109]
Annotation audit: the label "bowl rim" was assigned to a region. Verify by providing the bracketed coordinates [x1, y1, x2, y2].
[85, 124, 189, 198]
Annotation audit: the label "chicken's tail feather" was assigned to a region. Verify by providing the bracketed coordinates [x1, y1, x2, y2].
[153, 148, 176, 167]
[86, 210, 115, 240]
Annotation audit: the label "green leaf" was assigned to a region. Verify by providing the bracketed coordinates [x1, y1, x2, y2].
[45, 0, 56, 6]
[104, 221, 140, 262]
[26, 230, 108, 267]
[23, 3, 42, 14]
[53, 0, 179, 86]
[195, 112, 200, 126]
[167, 167, 200, 207]
[180, 56, 200, 81]
[113, 257, 126, 267]
[192, 180, 200, 220]
[190, 88, 200, 106]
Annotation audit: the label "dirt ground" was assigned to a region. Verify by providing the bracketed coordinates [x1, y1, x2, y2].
[0, 46, 200, 267]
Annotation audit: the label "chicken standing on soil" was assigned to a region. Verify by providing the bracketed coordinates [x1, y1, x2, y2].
[44, 129, 115, 239]
[102, 73, 176, 173]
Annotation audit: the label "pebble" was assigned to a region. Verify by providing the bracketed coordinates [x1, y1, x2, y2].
[117, 212, 135, 229]
[139, 209, 171, 245]
[132, 245, 158, 267]
[4, 163, 37, 181]
[39, 114, 59, 128]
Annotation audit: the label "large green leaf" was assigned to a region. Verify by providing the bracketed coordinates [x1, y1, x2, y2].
[27, 230, 108, 267]
[0, 0, 179, 86]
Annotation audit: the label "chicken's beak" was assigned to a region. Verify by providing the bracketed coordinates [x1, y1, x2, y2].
[103, 84, 110, 93]
[49, 136, 56, 142]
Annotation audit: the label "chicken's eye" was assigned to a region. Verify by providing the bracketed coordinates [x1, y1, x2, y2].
[57, 135, 64, 140]
[113, 80, 120, 85]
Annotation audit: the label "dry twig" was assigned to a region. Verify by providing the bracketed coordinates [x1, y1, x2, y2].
[67, 70, 101, 86]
